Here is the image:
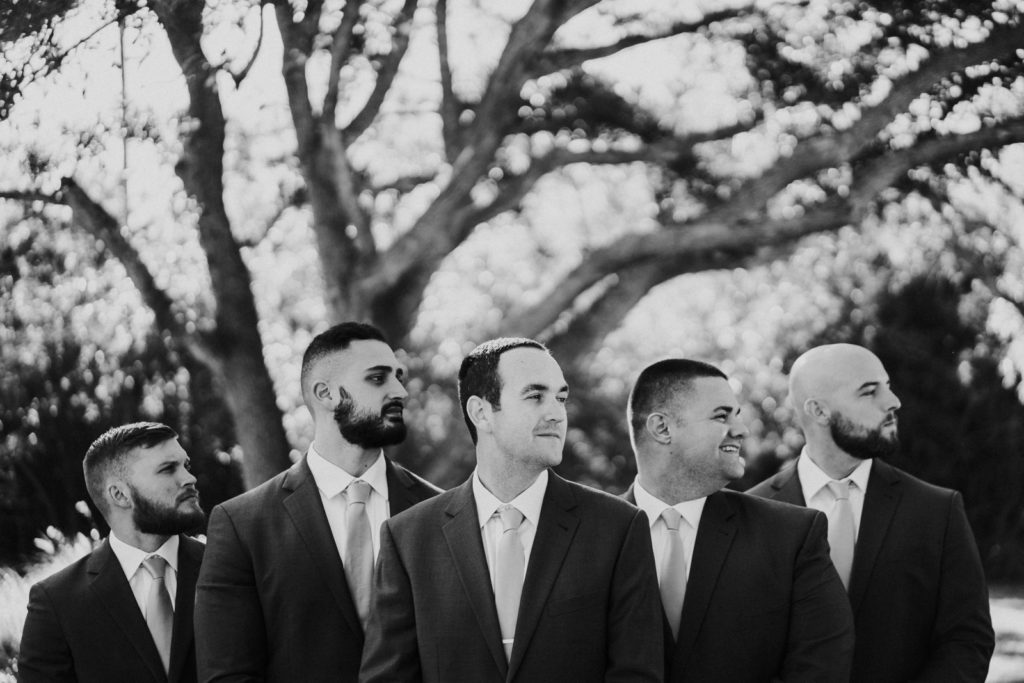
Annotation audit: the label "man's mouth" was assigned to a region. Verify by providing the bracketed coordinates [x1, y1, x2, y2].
[178, 491, 200, 505]
[719, 443, 742, 455]
[382, 403, 404, 418]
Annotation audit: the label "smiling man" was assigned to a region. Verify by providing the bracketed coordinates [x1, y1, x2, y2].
[360, 337, 663, 683]
[195, 322, 440, 683]
[748, 344, 995, 682]
[623, 359, 853, 682]
[19, 422, 205, 683]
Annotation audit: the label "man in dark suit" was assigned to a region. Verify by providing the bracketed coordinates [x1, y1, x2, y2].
[19, 422, 206, 683]
[623, 358, 853, 682]
[360, 337, 663, 682]
[748, 343, 995, 682]
[194, 322, 440, 683]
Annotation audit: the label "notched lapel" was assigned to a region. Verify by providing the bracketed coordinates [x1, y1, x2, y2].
[281, 459, 364, 643]
[672, 492, 737, 675]
[88, 541, 167, 682]
[507, 475, 580, 681]
[848, 460, 902, 613]
[442, 482, 507, 678]
[769, 463, 806, 506]
[386, 459, 417, 515]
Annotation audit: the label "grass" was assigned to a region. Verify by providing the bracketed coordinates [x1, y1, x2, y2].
[1, 534, 1022, 681]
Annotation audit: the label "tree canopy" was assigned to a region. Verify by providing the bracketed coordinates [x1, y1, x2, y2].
[2, 0, 1023, 576]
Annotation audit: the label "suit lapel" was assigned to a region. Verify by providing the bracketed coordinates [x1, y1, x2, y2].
[281, 457, 364, 642]
[507, 473, 580, 681]
[88, 540, 165, 682]
[386, 458, 418, 515]
[441, 480, 507, 678]
[168, 536, 202, 683]
[848, 459, 901, 613]
[671, 491, 737, 676]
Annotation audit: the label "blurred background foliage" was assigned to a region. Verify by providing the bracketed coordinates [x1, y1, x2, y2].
[1, 0, 1023, 598]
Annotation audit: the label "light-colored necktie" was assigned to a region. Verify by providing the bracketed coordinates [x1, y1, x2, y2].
[343, 479, 374, 628]
[659, 508, 687, 641]
[826, 480, 856, 590]
[141, 555, 173, 673]
[494, 505, 525, 661]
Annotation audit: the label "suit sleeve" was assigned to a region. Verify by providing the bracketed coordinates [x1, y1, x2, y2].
[778, 510, 855, 683]
[194, 505, 267, 683]
[17, 582, 77, 683]
[910, 492, 994, 683]
[605, 509, 664, 683]
[358, 520, 422, 683]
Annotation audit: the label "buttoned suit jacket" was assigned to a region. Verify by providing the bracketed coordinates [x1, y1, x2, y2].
[747, 457, 994, 683]
[623, 487, 853, 682]
[359, 471, 664, 683]
[194, 455, 440, 683]
[18, 535, 204, 683]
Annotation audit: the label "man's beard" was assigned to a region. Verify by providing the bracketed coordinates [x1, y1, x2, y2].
[131, 486, 205, 536]
[829, 412, 899, 461]
[333, 388, 407, 449]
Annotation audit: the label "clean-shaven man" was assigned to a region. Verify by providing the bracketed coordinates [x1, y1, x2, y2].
[360, 337, 663, 682]
[624, 359, 853, 682]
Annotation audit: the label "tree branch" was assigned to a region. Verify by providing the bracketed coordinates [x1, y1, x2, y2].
[715, 19, 1024, 223]
[322, 0, 365, 123]
[436, 0, 461, 160]
[0, 189, 64, 204]
[343, 0, 419, 141]
[508, 115, 1024, 341]
[58, 178, 219, 368]
[530, 5, 752, 75]
[225, 3, 265, 88]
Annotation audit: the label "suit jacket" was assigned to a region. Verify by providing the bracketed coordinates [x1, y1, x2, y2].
[747, 457, 995, 683]
[194, 455, 440, 683]
[359, 471, 664, 683]
[18, 535, 204, 683]
[623, 487, 853, 682]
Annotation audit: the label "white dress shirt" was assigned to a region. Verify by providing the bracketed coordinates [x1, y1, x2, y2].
[797, 450, 872, 540]
[473, 469, 548, 589]
[307, 445, 390, 560]
[632, 479, 706, 584]
[108, 533, 179, 616]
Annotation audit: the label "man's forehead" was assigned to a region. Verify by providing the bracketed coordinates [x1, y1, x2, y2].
[131, 438, 186, 466]
[685, 376, 738, 410]
[498, 347, 566, 389]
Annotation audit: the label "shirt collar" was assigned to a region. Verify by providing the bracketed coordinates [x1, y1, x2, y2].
[798, 448, 873, 498]
[108, 532, 179, 578]
[632, 478, 706, 531]
[307, 444, 388, 500]
[472, 469, 549, 529]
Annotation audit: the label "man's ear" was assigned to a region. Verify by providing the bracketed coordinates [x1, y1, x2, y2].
[312, 380, 333, 407]
[107, 480, 132, 510]
[645, 413, 672, 445]
[803, 398, 830, 425]
[466, 395, 493, 435]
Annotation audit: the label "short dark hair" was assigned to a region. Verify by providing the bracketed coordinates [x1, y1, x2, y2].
[300, 322, 389, 399]
[83, 422, 179, 515]
[628, 359, 727, 440]
[458, 337, 547, 444]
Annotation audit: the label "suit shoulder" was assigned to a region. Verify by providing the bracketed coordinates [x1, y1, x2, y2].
[882, 462, 959, 501]
[722, 489, 819, 523]
[30, 549, 96, 596]
[565, 479, 645, 519]
[389, 459, 444, 497]
[745, 466, 793, 498]
[215, 466, 291, 513]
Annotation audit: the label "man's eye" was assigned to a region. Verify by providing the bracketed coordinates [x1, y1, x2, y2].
[556, 396, 568, 404]
[712, 415, 728, 422]
[368, 375, 384, 384]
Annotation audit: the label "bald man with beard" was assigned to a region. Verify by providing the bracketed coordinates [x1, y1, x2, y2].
[748, 344, 994, 683]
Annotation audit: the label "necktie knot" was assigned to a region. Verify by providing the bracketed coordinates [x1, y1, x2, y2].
[346, 479, 372, 506]
[661, 507, 683, 532]
[827, 480, 852, 501]
[498, 505, 524, 533]
[142, 555, 168, 581]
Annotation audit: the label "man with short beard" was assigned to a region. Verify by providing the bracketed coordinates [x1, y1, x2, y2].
[748, 343, 995, 682]
[195, 322, 440, 683]
[19, 422, 205, 683]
